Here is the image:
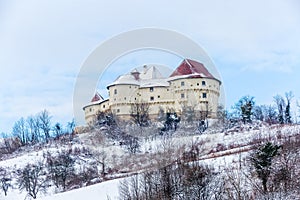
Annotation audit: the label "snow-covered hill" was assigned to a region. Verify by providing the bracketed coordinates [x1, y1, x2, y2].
[1, 123, 299, 199]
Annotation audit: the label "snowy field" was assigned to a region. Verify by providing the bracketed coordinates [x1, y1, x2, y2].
[39, 178, 121, 200]
[0, 178, 121, 200]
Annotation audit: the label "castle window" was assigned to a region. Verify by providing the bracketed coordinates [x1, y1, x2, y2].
[181, 93, 185, 98]
[103, 105, 105, 108]
[158, 95, 160, 98]
[181, 81, 185, 86]
[124, 97, 126, 100]
[197, 83, 199, 86]
[202, 81, 206, 86]
[150, 96, 154, 101]
[114, 89, 117, 94]
[202, 93, 207, 98]
[89, 108, 92, 112]
[150, 87, 154, 92]
[117, 109, 120, 113]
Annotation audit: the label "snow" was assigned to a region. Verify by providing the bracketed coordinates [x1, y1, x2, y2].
[39, 178, 122, 200]
[0, 178, 121, 200]
[139, 65, 164, 80]
[139, 79, 169, 88]
[107, 65, 169, 88]
[1, 124, 299, 200]
[107, 74, 139, 87]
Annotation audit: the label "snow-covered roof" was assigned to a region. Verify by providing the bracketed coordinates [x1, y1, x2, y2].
[169, 59, 219, 82]
[139, 65, 164, 79]
[107, 74, 139, 87]
[107, 65, 169, 88]
[139, 79, 169, 88]
[83, 96, 108, 110]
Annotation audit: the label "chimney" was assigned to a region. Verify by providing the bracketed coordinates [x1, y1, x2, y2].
[143, 65, 148, 74]
[131, 69, 140, 80]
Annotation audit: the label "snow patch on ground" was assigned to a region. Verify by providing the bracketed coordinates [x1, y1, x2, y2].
[39, 178, 122, 200]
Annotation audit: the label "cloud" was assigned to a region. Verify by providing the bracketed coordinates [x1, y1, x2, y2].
[1, 0, 300, 132]
[240, 50, 298, 73]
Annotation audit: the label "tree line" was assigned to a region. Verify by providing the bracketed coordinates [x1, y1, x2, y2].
[218, 91, 299, 129]
[10, 109, 75, 145]
[0, 109, 76, 158]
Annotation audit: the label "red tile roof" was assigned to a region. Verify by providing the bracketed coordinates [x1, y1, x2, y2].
[169, 59, 215, 79]
[91, 92, 103, 102]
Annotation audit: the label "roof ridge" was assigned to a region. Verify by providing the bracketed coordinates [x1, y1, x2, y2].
[169, 59, 217, 80]
[185, 59, 193, 69]
[91, 92, 104, 102]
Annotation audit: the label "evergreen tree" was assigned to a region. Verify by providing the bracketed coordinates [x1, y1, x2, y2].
[250, 142, 281, 193]
[234, 96, 255, 124]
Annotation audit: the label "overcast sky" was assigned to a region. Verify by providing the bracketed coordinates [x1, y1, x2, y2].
[1, 0, 300, 133]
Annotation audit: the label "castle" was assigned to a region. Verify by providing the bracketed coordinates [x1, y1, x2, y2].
[83, 59, 221, 125]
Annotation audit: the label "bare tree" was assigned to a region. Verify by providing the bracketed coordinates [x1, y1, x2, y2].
[217, 105, 227, 124]
[297, 101, 300, 123]
[17, 162, 47, 199]
[285, 91, 293, 124]
[94, 149, 107, 176]
[119, 161, 215, 200]
[67, 119, 76, 134]
[12, 117, 27, 145]
[26, 115, 40, 143]
[262, 105, 278, 125]
[53, 122, 62, 138]
[181, 104, 196, 123]
[130, 101, 150, 127]
[0, 167, 11, 196]
[45, 149, 75, 191]
[126, 136, 140, 154]
[253, 105, 264, 121]
[198, 103, 209, 133]
[38, 110, 52, 143]
[95, 110, 116, 127]
[274, 95, 285, 124]
[157, 107, 165, 122]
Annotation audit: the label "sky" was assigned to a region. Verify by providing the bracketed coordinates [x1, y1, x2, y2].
[0, 0, 300, 133]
